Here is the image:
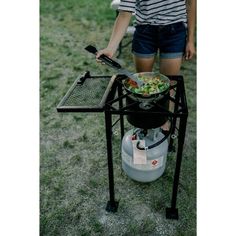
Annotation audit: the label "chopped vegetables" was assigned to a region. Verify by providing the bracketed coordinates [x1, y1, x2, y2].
[124, 75, 169, 96]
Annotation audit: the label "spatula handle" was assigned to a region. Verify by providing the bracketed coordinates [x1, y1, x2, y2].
[85, 45, 121, 69]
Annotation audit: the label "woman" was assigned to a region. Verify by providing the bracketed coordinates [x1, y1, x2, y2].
[97, 0, 196, 130]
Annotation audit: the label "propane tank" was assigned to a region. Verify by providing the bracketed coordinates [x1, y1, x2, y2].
[121, 128, 168, 182]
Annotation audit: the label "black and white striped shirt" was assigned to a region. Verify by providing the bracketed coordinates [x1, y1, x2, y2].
[118, 0, 187, 25]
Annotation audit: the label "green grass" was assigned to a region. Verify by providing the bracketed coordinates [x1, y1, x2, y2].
[40, 0, 196, 235]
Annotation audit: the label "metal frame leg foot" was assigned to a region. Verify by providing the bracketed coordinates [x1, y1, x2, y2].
[106, 201, 119, 213]
[166, 207, 179, 220]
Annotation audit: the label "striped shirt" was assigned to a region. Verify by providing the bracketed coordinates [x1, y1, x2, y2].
[118, 0, 187, 25]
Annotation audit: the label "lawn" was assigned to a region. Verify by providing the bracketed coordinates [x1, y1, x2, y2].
[40, 0, 196, 235]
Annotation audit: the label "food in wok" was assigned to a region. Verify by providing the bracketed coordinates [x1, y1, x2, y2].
[124, 74, 169, 96]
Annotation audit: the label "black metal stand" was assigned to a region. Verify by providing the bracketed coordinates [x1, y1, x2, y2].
[168, 81, 180, 152]
[117, 81, 125, 138]
[166, 116, 188, 220]
[57, 73, 188, 219]
[103, 76, 188, 220]
[104, 110, 119, 212]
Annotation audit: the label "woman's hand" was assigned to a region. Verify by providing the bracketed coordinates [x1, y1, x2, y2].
[185, 41, 196, 60]
[96, 47, 116, 62]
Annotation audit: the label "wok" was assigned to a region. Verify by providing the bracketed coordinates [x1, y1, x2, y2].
[123, 72, 170, 103]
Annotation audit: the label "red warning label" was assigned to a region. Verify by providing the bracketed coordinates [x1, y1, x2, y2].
[152, 159, 158, 166]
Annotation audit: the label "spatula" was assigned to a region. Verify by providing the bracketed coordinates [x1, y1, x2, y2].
[85, 45, 144, 87]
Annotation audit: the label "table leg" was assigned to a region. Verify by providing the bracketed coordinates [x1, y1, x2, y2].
[166, 115, 187, 219]
[105, 111, 119, 212]
[117, 83, 124, 139]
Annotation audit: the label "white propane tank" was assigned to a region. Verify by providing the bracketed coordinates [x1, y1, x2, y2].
[121, 128, 168, 182]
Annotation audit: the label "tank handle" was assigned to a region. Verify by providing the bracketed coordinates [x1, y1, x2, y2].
[136, 118, 173, 150]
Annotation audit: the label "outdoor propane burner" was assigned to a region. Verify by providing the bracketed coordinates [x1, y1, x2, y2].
[57, 71, 188, 220]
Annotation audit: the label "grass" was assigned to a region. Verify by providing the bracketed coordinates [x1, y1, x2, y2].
[40, 0, 196, 235]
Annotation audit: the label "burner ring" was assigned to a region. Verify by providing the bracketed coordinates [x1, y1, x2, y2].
[139, 102, 154, 110]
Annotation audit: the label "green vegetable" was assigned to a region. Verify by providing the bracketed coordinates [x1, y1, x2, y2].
[125, 75, 169, 96]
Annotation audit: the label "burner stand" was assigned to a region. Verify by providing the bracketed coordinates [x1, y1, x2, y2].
[57, 71, 188, 219]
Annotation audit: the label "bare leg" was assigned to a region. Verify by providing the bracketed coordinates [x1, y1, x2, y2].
[133, 55, 156, 72]
[160, 58, 183, 130]
[160, 58, 183, 75]
[133, 56, 183, 130]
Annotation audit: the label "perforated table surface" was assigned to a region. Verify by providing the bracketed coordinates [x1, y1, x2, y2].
[57, 71, 116, 112]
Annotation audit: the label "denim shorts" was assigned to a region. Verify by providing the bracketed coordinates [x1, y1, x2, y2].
[132, 22, 187, 59]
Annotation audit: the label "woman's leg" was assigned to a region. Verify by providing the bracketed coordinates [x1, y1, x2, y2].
[134, 55, 183, 74]
[160, 57, 183, 131]
[160, 58, 183, 75]
[134, 55, 181, 131]
[133, 55, 156, 72]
